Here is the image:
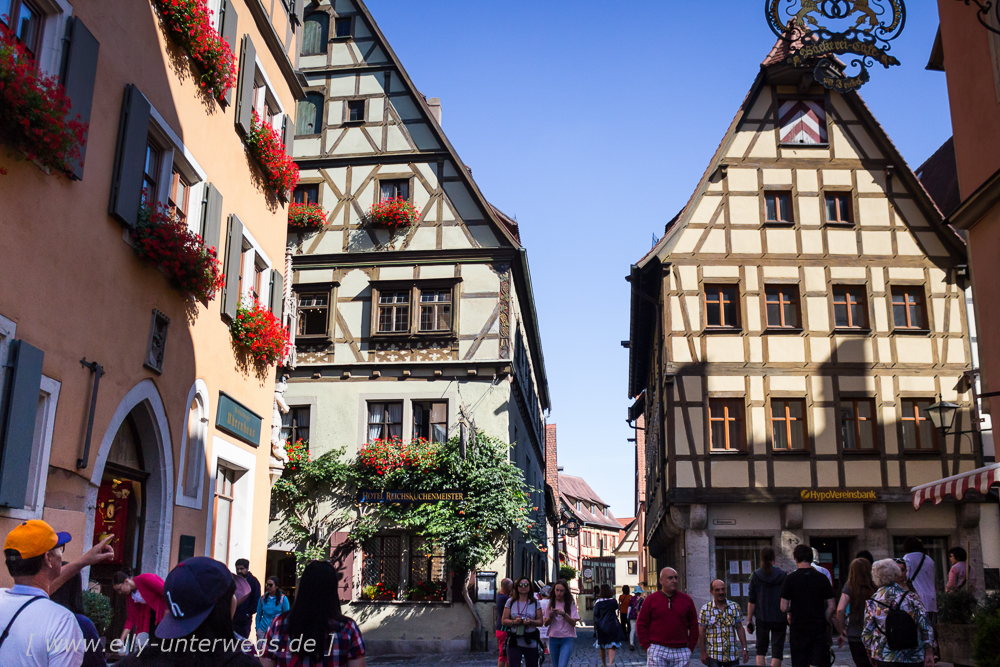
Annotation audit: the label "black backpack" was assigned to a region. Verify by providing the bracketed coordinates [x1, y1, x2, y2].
[874, 590, 919, 651]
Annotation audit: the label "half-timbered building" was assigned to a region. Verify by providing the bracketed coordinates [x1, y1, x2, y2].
[627, 39, 987, 612]
[272, 0, 550, 653]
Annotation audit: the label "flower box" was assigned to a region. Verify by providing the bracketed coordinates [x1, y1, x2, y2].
[247, 110, 298, 197]
[288, 202, 326, 230]
[0, 22, 86, 175]
[150, 0, 237, 101]
[356, 437, 437, 476]
[230, 299, 290, 367]
[135, 199, 224, 301]
[365, 197, 419, 233]
[407, 581, 447, 602]
[362, 583, 396, 601]
[284, 437, 308, 473]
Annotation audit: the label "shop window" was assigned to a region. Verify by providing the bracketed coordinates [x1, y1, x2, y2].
[709, 398, 745, 452]
[714, 538, 771, 610]
[891, 287, 927, 330]
[764, 192, 793, 224]
[892, 536, 949, 592]
[705, 284, 740, 329]
[764, 286, 800, 328]
[771, 398, 806, 451]
[408, 536, 446, 593]
[367, 402, 402, 441]
[413, 401, 447, 443]
[840, 398, 876, 451]
[832, 286, 868, 329]
[901, 398, 937, 451]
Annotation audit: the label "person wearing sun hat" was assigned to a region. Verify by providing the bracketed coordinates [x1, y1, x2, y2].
[0, 519, 84, 666]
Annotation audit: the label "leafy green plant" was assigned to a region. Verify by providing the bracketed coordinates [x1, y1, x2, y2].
[974, 610, 1000, 667]
[939, 587, 977, 624]
[980, 591, 1000, 619]
[83, 590, 113, 637]
[559, 565, 577, 581]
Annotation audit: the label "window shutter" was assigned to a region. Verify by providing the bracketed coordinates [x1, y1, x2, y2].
[235, 36, 256, 137]
[222, 214, 244, 321]
[201, 183, 224, 252]
[0, 340, 43, 508]
[221, 0, 238, 106]
[293, 0, 304, 28]
[108, 84, 151, 228]
[282, 115, 294, 154]
[269, 269, 284, 318]
[60, 17, 100, 181]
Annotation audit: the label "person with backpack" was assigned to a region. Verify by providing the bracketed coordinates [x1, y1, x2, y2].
[501, 577, 543, 667]
[593, 584, 625, 667]
[780, 544, 835, 667]
[901, 538, 936, 622]
[862, 559, 934, 667]
[747, 546, 787, 667]
[835, 558, 876, 667]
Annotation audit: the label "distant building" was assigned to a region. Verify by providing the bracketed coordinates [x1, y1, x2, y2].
[558, 474, 621, 620]
[614, 517, 640, 594]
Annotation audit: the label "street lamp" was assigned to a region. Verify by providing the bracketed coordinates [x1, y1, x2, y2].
[924, 399, 960, 437]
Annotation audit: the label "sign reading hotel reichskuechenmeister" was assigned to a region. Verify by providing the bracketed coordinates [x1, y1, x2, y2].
[357, 490, 466, 503]
[800, 489, 878, 501]
[216, 392, 263, 447]
[765, 0, 906, 92]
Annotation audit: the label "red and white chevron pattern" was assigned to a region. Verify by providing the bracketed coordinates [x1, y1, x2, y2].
[779, 100, 827, 145]
[911, 462, 1000, 509]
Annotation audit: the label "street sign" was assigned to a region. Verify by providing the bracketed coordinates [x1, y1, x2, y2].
[583, 567, 593, 580]
[216, 392, 262, 446]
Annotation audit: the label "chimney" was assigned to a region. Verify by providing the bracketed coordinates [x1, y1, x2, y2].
[427, 97, 442, 126]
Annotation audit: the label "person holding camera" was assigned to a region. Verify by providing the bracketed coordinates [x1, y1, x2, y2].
[502, 577, 543, 667]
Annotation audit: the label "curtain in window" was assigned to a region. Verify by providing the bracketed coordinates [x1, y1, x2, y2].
[302, 13, 327, 55]
[380, 181, 396, 201]
[368, 403, 385, 442]
[387, 403, 403, 439]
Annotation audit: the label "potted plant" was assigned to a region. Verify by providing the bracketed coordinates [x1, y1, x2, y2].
[230, 299, 291, 367]
[408, 580, 447, 602]
[559, 564, 577, 581]
[362, 582, 395, 601]
[83, 589, 113, 639]
[150, 0, 237, 100]
[283, 437, 308, 473]
[288, 202, 326, 230]
[364, 196, 419, 234]
[246, 110, 298, 197]
[937, 587, 977, 667]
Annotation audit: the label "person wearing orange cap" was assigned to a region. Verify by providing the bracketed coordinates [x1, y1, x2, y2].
[0, 519, 86, 666]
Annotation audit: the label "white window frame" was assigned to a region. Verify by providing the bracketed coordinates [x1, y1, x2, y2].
[253, 54, 288, 135]
[238, 224, 273, 306]
[175, 379, 209, 510]
[147, 103, 209, 236]
[205, 436, 255, 568]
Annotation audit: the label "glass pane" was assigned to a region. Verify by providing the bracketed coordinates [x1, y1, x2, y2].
[368, 403, 385, 424]
[841, 415, 856, 449]
[772, 419, 788, 450]
[728, 419, 743, 450]
[850, 300, 865, 327]
[857, 401, 871, 419]
[785, 302, 798, 327]
[859, 419, 875, 450]
[706, 303, 721, 327]
[902, 420, 917, 450]
[214, 498, 231, 563]
[788, 400, 803, 419]
[765, 196, 776, 221]
[826, 196, 837, 221]
[893, 304, 908, 327]
[431, 424, 447, 443]
[16, 2, 38, 48]
[387, 403, 403, 424]
[438, 304, 451, 329]
[779, 195, 791, 221]
[766, 302, 781, 327]
[834, 303, 848, 327]
[710, 421, 727, 449]
[395, 305, 409, 331]
[790, 420, 804, 449]
[722, 291, 738, 326]
[918, 421, 934, 450]
[909, 304, 924, 328]
[0, 1, 11, 23]
[335, 17, 351, 37]
[380, 181, 396, 201]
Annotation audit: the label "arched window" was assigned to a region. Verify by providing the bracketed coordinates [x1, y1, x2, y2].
[302, 12, 328, 55]
[182, 394, 206, 498]
[296, 93, 324, 136]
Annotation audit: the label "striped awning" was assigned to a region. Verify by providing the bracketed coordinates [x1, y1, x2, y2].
[911, 462, 1000, 509]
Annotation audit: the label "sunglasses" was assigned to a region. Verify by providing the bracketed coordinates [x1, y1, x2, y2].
[518, 583, 530, 588]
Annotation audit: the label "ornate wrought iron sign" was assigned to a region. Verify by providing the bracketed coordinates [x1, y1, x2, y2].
[765, 0, 906, 92]
[956, 0, 1000, 36]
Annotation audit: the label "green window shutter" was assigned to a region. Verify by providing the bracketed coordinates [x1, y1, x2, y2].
[108, 84, 151, 228]
[269, 269, 284, 319]
[222, 214, 244, 321]
[60, 17, 100, 181]
[283, 115, 294, 154]
[201, 183, 224, 253]
[0, 340, 43, 508]
[235, 36, 256, 137]
[221, 0, 238, 106]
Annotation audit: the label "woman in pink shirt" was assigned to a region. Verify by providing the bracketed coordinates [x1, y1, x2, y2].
[543, 579, 580, 667]
[113, 571, 167, 650]
[946, 547, 968, 592]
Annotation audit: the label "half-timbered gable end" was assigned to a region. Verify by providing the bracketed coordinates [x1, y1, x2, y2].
[628, 43, 984, 609]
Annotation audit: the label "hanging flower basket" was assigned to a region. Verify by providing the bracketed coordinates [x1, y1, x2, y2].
[134, 198, 225, 301]
[283, 437, 308, 472]
[0, 21, 86, 174]
[150, 0, 237, 101]
[288, 202, 326, 230]
[230, 299, 290, 367]
[364, 197, 419, 233]
[247, 110, 298, 196]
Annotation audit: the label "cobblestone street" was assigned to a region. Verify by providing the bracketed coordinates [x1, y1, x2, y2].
[368, 627, 858, 667]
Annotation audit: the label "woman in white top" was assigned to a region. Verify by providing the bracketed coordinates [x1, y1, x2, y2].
[502, 577, 543, 667]
[543, 579, 580, 667]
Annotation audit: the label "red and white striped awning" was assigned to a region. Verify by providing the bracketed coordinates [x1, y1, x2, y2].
[911, 462, 1000, 509]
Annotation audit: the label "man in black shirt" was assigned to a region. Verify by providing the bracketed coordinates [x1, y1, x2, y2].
[780, 544, 834, 667]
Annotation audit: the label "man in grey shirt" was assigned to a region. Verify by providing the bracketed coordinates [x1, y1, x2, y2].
[902, 537, 937, 619]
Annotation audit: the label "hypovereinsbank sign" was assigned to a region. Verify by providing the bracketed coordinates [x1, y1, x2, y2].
[800, 489, 877, 502]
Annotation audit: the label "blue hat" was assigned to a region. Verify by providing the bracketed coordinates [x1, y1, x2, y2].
[155, 557, 233, 639]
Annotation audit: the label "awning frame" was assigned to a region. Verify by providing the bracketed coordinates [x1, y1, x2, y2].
[910, 462, 1000, 509]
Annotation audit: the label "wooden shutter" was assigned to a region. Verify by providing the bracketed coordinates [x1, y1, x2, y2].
[330, 532, 354, 601]
[221, 0, 238, 105]
[0, 340, 43, 508]
[235, 36, 256, 137]
[293, 0, 304, 29]
[109, 84, 151, 228]
[60, 17, 100, 181]
[282, 115, 293, 154]
[201, 183, 224, 252]
[222, 214, 244, 321]
[269, 269, 284, 318]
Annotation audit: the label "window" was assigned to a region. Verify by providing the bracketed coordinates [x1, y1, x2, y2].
[705, 284, 740, 328]
[335, 16, 351, 38]
[832, 286, 867, 329]
[301, 12, 328, 55]
[280, 406, 310, 444]
[362, 535, 400, 592]
[142, 142, 162, 204]
[293, 184, 319, 205]
[715, 538, 771, 609]
[575, 500, 581, 511]
[252, 261, 265, 302]
[419, 289, 452, 332]
[840, 398, 876, 451]
[764, 192, 793, 224]
[409, 536, 446, 589]
[297, 292, 329, 337]
[764, 286, 799, 328]
[0, 0, 42, 57]
[296, 93, 323, 135]
[254, 82, 276, 128]
[347, 99, 365, 123]
[628, 560, 638, 575]
[379, 179, 409, 202]
[183, 395, 207, 499]
[891, 287, 926, 330]
[901, 398, 937, 451]
[413, 401, 447, 443]
[367, 402, 402, 441]
[771, 398, 806, 450]
[825, 193, 852, 224]
[168, 168, 190, 222]
[213, 465, 237, 564]
[377, 290, 410, 333]
[778, 99, 827, 145]
[709, 398, 745, 451]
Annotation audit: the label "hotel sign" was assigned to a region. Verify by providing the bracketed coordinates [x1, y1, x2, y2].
[216, 392, 262, 447]
[357, 490, 466, 503]
[800, 489, 877, 501]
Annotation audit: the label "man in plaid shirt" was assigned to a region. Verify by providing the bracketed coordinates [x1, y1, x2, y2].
[697, 580, 749, 667]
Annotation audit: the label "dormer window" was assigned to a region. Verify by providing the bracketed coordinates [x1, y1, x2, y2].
[779, 99, 827, 145]
[335, 16, 351, 38]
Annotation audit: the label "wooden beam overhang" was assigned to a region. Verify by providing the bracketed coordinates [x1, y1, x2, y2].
[291, 247, 518, 269]
[295, 151, 452, 170]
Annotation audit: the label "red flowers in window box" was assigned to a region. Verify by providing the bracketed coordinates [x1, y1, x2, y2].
[135, 198, 225, 302]
[407, 580, 447, 602]
[356, 437, 438, 476]
[247, 110, 298, 196]
[362, 582, 396, 601]
[0, 21, 86, 174]
[365, 197, 419, 232]
[150, 0, 237, 101]
[230, 299, 290, 367]
[284, 437, 308, 472]
[288, 202, 326, 230]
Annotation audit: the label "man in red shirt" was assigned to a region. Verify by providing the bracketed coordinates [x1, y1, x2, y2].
[637, 567, 700, 667]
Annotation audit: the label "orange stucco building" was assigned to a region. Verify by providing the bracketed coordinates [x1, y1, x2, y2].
[0, 0, 302, 625]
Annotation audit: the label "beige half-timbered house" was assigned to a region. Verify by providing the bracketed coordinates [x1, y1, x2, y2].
[271, 0, 551, 653]
[627, 41, 989, 612]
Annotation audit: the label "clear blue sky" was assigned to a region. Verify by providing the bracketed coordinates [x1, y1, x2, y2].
[366, 0, 953, 518]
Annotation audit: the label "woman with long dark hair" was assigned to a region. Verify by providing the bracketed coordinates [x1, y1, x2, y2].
[501, 576, 543, 667]
[836, 559, 876, 667]
[543, 579, 579, 667]
[261, 561, 365, 667]
[592, 583, 624, 667]
[256, 577, 289, 639]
